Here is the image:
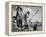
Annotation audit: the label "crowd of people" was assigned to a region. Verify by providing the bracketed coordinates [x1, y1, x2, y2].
[12, 6, 42, 32]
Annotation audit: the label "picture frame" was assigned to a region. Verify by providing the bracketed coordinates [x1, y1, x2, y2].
[5, 1, 45, 36]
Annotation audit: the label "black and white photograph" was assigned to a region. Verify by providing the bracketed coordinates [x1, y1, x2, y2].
[5, 2, 45, 35]
[12, 5, 42, 32]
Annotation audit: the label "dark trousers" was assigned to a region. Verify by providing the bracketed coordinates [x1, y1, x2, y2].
[33, 24, 37, 31]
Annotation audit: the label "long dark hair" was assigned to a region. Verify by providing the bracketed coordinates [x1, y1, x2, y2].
[16, 6, 22, 17]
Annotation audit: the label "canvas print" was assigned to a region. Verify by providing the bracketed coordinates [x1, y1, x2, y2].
[12, 5, 42, 32]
